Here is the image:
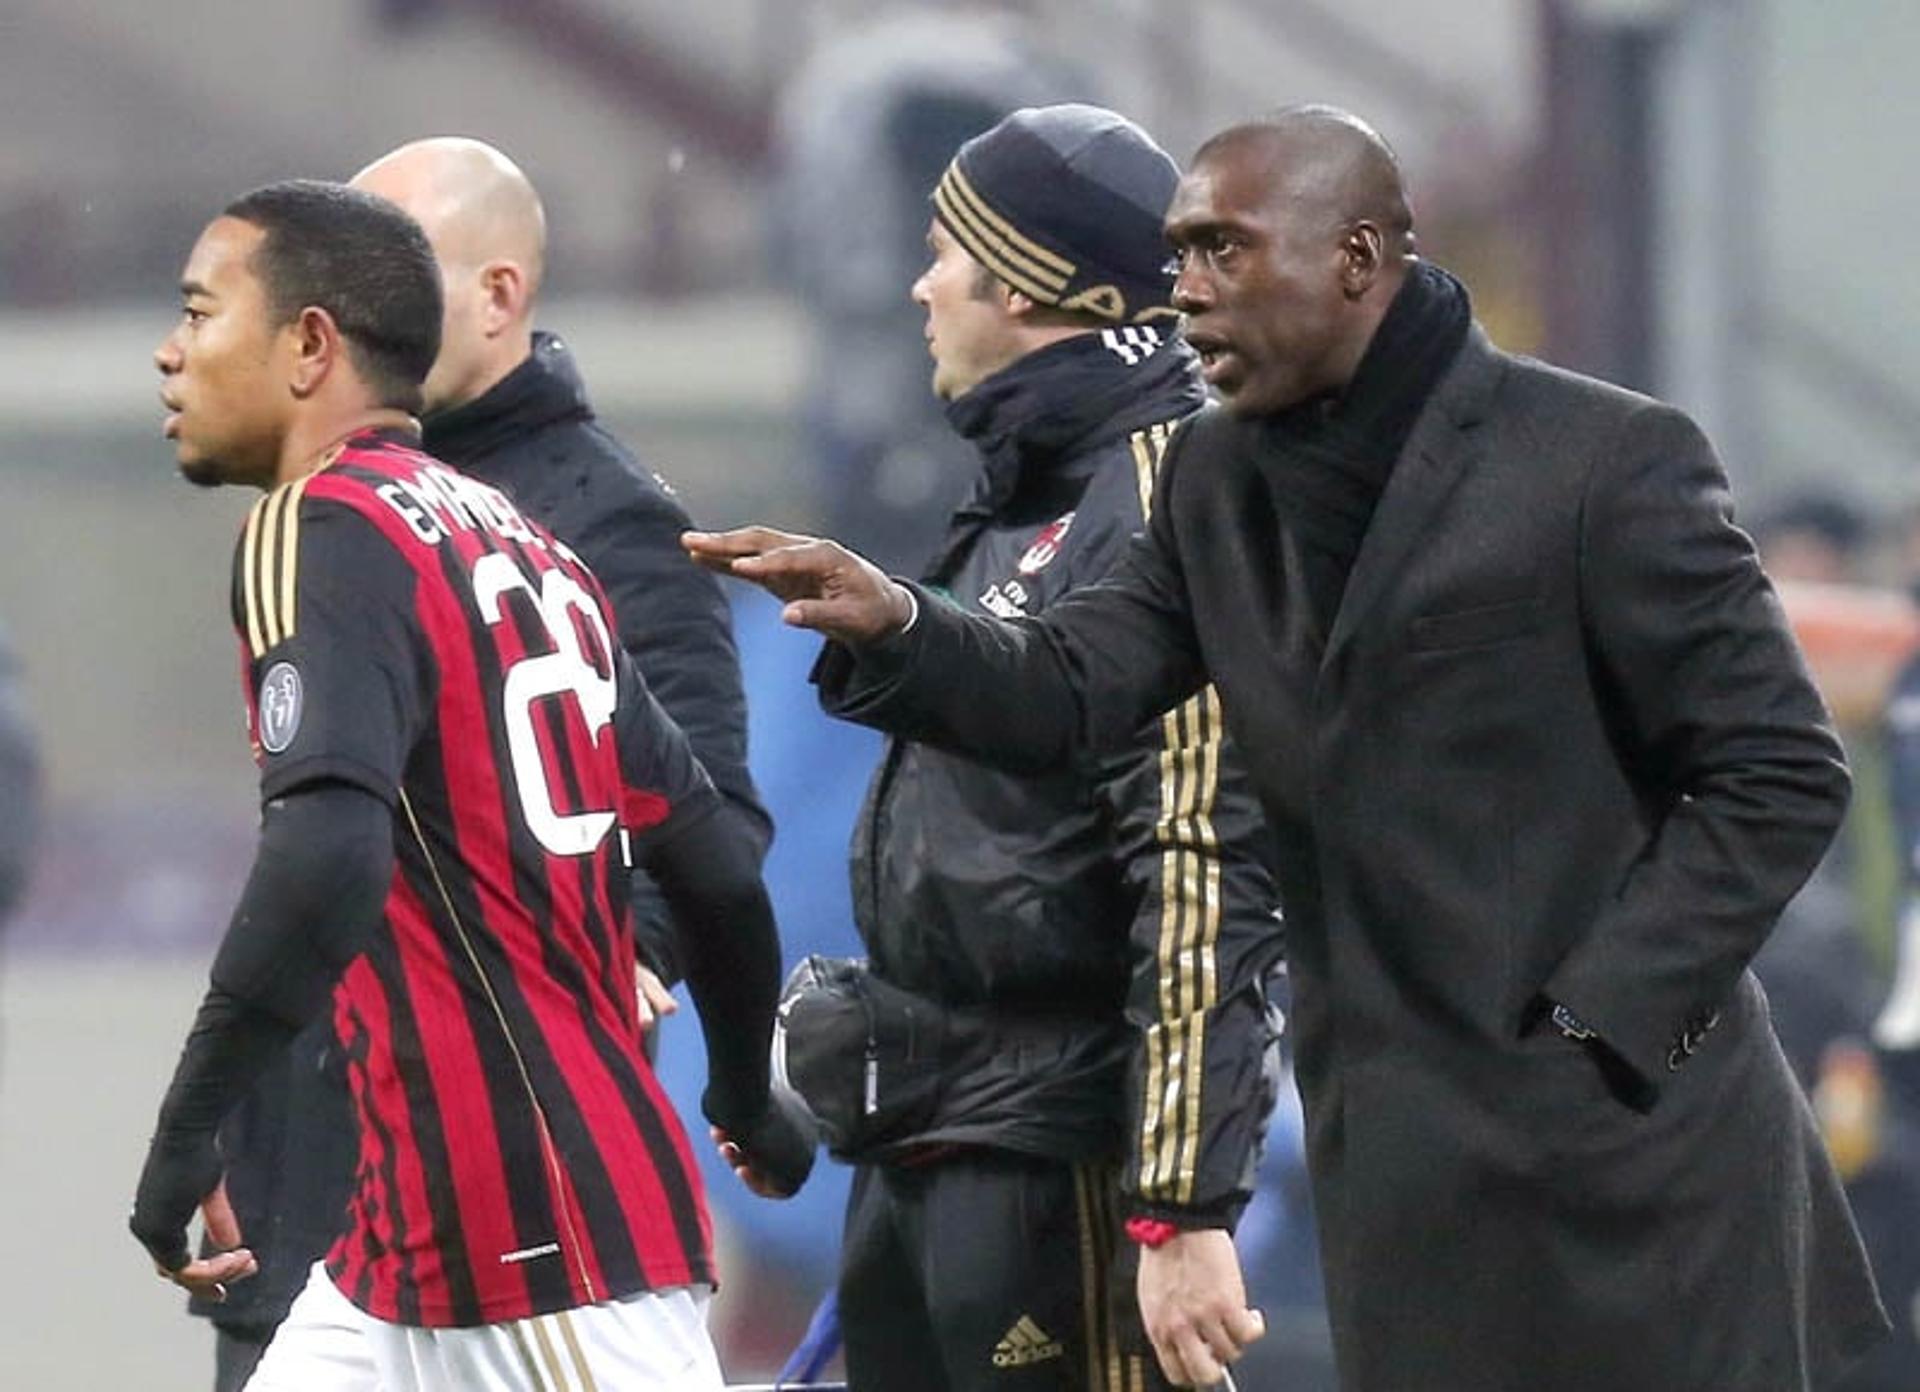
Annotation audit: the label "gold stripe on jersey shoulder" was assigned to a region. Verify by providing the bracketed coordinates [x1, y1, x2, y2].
[239, 495, 270, 658]
[276, 474, 311, 648]
[241, 476, 310, 656]
[256, 485, 290, 649]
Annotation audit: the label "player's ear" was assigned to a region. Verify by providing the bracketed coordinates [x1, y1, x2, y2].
[478, 261, 528, 338]
[1338, 219, 1387, 301]
[287, 306, 341, 400]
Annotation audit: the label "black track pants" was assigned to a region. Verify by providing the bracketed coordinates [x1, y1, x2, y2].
[839, 1151, 1169, 1392]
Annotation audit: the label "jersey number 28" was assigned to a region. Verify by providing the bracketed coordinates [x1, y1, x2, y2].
[471, 551, 618, 858]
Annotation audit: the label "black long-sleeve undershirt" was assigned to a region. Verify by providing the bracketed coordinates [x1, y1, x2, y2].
[640, 795, 782, 1130]
[132, 782, 391, 1269]
[168, 781, 392, 1127]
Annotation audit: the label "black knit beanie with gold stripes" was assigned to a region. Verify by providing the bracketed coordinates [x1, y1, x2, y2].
[932, 103, 1181, 325]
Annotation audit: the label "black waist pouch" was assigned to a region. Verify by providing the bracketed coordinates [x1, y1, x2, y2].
[776, 955, 957, 1160]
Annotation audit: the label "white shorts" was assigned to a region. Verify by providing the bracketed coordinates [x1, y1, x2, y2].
[244, 1262, 724, 1392]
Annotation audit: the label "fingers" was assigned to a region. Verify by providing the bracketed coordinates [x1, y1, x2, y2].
[726, 540, 848, 592]
[200, 1179, 243, 1250]
[1167, 1325, 1221, 1389]
[778, 598, 862, 633]
[1224, 1305, 1266, 1349]
[634, 964, 677, 1033]
[687, 533, 842, 591]
[710, 1125, 750, 1180]
[162, 1248, 259, 1302]
[774, 578, 912, 644]
[684, 531, 910, 643]
[685, 532, 850, 609]
[708, 1125, 783, 1199]
[640, 972, 677, 1018]
[1152, 1308, 1265, 1388]
[1138, 1229, 1264, 1389]
[1150, 1320, 1240, 1389]
[680, 526, 816, 570]
[1150, 1333, 1194, 1389]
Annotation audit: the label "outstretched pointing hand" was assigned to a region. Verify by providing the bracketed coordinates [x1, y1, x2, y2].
[682, 527, 915, 646]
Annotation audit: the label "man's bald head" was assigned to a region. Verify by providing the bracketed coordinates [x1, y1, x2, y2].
[350, 137, 547, 413]
[353, 137, 547, 288]
[1165, 105, 1417, 415]
[1196, 106, 1413, 257]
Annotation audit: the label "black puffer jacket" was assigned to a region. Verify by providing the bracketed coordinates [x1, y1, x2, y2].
[830, 329, 1284, 1222]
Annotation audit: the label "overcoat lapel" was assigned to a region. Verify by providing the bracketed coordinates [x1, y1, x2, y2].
[1323, 329, 1506, 666]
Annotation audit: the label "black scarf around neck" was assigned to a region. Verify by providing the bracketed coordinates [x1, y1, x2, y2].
[1259, 260, 1471, 625]
[920, 330, 1204, 585]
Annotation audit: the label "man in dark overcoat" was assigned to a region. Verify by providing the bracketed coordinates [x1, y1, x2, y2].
[687, 106, 1890, 1390]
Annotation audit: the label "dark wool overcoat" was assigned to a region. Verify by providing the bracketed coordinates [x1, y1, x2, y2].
[824, 327, 1890, 1390]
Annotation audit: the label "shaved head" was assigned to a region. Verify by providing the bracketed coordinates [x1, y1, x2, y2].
[1196, 106, 1413, 256]
[1165, 105, 1417, 414]
[350, 137, 547, 412]
[353, 137, 546, 291]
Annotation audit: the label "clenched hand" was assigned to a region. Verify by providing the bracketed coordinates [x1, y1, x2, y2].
[709, 1085, 817, 1199]
[1138, 1227, 1265, 1387]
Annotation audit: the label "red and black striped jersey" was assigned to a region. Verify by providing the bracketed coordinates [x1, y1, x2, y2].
[230, 427, 715, 1327]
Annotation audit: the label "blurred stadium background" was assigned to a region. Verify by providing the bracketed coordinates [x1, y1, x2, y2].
[1, 1, 1917, 1386]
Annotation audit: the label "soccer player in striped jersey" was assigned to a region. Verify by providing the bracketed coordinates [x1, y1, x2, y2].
[131, 179, 811, 1392]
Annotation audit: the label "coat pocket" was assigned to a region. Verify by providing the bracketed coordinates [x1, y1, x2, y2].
[1408, 596, 1542, 652]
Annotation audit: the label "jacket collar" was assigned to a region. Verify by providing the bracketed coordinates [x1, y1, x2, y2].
[1324, 324, 1506, 662]
[421, 331, 591, 463]
[943, 328, 1206, 512]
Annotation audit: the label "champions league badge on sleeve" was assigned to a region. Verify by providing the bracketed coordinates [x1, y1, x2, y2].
[258, 661, 304, 754]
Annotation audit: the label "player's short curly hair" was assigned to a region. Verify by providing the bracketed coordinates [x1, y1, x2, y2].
[223, 179, 442, 415]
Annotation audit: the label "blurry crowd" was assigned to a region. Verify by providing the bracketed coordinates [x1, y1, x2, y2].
[1747, 494, 1920, 1390]
[0, 620, 38, 934]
